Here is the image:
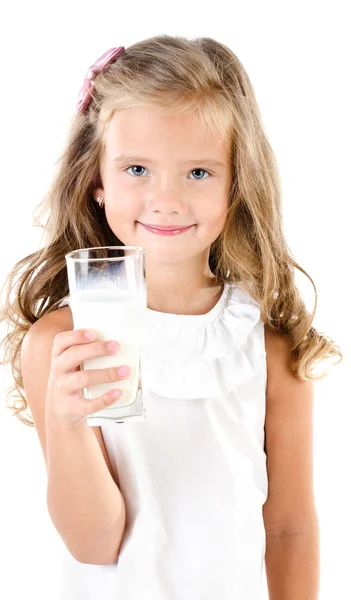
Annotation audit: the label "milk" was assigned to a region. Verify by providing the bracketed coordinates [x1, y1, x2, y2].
[70, 288, 146, 410]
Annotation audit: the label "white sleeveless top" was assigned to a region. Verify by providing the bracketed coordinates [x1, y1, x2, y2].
[56, 282, 268, 599]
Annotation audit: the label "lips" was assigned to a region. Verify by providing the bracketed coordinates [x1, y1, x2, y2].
[140, 223, 192, 231]
[138, 222, 195, 236]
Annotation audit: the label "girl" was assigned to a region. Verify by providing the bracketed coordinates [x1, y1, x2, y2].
[0, 35, 342, 599]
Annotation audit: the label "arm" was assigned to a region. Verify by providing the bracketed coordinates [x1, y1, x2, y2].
[264, 526, 320, 599]
[262, 326, 320, 599]
[21, 310, 126, 565]
[45, 413, 126, 565]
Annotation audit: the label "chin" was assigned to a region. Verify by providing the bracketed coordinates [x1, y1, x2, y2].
[147, 248, 196, 263]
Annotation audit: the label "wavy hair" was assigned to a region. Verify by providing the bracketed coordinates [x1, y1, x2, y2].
[0, 34, 342, 426]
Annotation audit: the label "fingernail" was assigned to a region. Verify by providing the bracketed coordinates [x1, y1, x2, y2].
[118, 366, 130, 376]
[85, 330, 95, 340]
[107, 341, 118, 353]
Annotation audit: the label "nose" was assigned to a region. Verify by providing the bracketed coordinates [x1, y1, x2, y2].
[147, 178, 186, 215]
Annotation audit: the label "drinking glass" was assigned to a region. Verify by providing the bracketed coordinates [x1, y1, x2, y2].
[65, 246, 146, 425]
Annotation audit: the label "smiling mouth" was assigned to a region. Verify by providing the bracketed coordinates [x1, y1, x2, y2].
[139, 223, 194, 231]
[138, 222, 195, 236]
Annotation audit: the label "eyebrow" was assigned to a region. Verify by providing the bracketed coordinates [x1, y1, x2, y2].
[112, 155, 226, 168]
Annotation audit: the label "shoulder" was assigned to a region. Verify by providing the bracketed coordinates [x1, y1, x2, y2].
[22, 306, 73, 369]
[22, 305, 74, 378]
[264, 323, 292, 364]
[263, 324, 314, 422]
[264, 324, 314, 417]
[25, 306, 73, 341]
[264, 324, 308, 394]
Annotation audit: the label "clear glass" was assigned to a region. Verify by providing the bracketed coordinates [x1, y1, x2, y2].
[65, 246, 146, 425]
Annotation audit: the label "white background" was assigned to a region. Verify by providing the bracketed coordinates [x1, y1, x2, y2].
[0, 1, 350, 598]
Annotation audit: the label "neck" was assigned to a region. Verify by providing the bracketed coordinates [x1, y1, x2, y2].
[145, 260, 222, 315]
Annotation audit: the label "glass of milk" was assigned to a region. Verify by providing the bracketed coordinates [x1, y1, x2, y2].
[65, 246, 146, 425]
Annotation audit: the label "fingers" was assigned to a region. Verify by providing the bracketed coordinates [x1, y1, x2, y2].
[52, 328, 120, 373]
[54, 387, 123, 426]
[52, 328, 97, 357]
[79, 388, 123, 418]
[62, 364, 131, 395]
[48, 328, 130, 428]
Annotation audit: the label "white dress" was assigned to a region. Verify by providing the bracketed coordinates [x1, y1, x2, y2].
[56, 282, 268, 599]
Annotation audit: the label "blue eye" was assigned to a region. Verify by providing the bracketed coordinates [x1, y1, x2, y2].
[126, 166, 148, 177]
[189, 169, 210, 180]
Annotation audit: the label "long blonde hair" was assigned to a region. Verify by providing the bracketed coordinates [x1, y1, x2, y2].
[0, 34, 342, 427]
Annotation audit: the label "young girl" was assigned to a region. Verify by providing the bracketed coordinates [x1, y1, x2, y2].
[0, 35, 342, 599]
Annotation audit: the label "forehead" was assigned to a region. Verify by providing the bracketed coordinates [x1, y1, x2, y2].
[104, 105, 230, 159]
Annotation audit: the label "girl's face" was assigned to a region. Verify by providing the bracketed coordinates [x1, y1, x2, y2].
[95, 105, 232, 266]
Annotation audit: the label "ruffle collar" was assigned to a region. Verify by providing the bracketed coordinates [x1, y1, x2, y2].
[144, 283, 262, 360]
[142, 283, 265, 399]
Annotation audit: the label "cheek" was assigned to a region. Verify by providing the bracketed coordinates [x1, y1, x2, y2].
[199, 200, 228, 227]
[104, 198, 137, 243]
[197, 205, 228, 242]
[107, 197, 138, 221]
[104, 173, 140, 217]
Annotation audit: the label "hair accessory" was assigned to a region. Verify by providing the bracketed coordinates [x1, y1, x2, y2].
[97, 195, 105, 208]
[76, 46, 125, 113]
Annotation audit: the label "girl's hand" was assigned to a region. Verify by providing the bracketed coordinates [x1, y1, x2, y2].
[46, 328, 130, 428]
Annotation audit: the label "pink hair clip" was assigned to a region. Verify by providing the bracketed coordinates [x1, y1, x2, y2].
[76, 46, 125, 113]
